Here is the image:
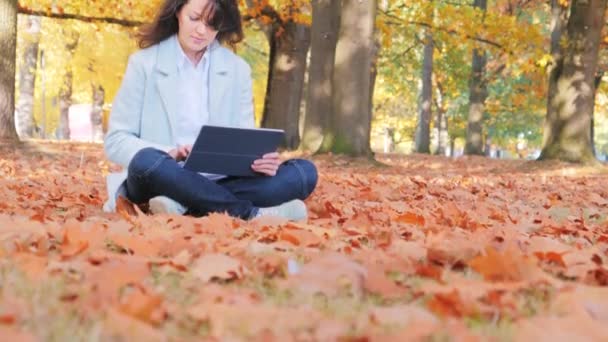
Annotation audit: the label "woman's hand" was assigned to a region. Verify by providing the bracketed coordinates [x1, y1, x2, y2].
[252, 152, 282, 176]
[168, 144, 193, 161]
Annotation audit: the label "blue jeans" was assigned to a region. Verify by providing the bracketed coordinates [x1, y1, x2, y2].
[125, 147, 318, 220]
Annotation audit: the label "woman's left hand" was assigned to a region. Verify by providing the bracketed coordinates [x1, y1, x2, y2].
[252, 152, 282, 176]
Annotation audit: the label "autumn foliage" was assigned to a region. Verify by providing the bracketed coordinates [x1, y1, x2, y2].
[0, 142, 607, 340]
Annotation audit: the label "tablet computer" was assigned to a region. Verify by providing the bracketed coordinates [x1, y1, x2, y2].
[183, 125, 285, 177]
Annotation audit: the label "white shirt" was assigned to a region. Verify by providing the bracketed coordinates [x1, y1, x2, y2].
[173, 36, 224, 180]
[174, 35, 215, 146]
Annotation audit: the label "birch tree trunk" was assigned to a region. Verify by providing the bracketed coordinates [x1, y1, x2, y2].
[90, 84, 105, 141]
[16, 15, 40, 138]
[56, 29, 79, 140]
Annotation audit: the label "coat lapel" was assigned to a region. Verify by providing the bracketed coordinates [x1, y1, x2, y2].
[155, 37, 180, 142]
[208, 46, 230, 125]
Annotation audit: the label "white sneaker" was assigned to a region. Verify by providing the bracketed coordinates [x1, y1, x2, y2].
[148, 196, 187, 215]
[256, 199, 308, 221]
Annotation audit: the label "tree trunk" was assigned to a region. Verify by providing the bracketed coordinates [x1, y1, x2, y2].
[39, 50, 46, 138]
[415, 30, 433, 153]
[591, 71, 603, 156]
[544, 0, 569, 149]
[369, 37, 382, 140]
[56, 29, 79, 140]
[300, 0, 341, 153]
[539, 0, 607, 163]
[90, 84, 105, 141]
[0, 0, 19, 141]
[57, 71, 72, 140]
[435, 81, 448, 156]
[540, 0, 567, 155]
[464, 0, 488, 156]
[16, 15, 40, 139]
[450, 136, 456, 157]
[320, 0, 376, 157]
[261, 21, 311, 149]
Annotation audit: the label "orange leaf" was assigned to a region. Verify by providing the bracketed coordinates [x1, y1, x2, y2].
[426, 290, 475, 318]
[116, 195, 138, 217]
[415, 264, 443, 283]
[324, 201, 342, 217]
[61, 240, 88, 259]
[0, 314, 16, 325]
[280, 231, 300, 246]
[533, 251, 567, 267]
[0, 326, 36, 342]
[395, 212, 425, 226]
[364, 268, 408, 299]
[280, 229, 323, 247]
[191, 254, 246, 283]
[108, 234, 163, 257]
[469, 247, 542, 282]
[104, 308, 166, 342]
[119, 285, 165, 325]
[89, 256, 151, 302]
[13, 253, 47, 280]
[288, 253, 366, 297]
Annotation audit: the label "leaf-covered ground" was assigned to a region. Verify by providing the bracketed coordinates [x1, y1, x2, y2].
[0, 141, 607, 341]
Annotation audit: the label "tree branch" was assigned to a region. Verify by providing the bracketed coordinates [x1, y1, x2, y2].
[380, 10, 509, 53]
[18, 6, 145, 27]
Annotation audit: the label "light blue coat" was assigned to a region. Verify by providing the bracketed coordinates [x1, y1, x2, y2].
[103, 35, 254, 212]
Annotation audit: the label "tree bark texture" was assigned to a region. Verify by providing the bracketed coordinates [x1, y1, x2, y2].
[591, 71, 603, 156]
[539, 0, 607, 163]
[0, 0, 19, 141]
[301, 0, 340, 153]
[16, 15, 40, 138]
[261, 21, 311, 149]
[464, 0, 488, 156]
[415, 30, 433, 153]
[90, 84, 104, 141]
[321, 0, 376, 157]
[435, 81, 448, 156]
[56, 29, 79, 140]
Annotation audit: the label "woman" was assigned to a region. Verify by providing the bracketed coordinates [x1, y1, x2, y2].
[103, 0, 317, 221]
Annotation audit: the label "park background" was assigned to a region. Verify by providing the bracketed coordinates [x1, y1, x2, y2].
[0, 0, 607, 341]
[4, 0, 608, 161]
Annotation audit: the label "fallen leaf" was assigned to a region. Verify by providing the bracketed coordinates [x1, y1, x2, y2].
[118, 285, 165, 325]
[395, 212, 425, 226]
[103, 308, 166, 342]
[364, 267, 408, 298]
[426, 289, 477, 318]
[279, 228, 323, 247]
[0, 326, 36, 342]
[191, 254, 246, 283]
[426, 229, 481, 266]
[516, 314, 608, 341]
[469, 247, 544, 282]
[287, 253, 367, 297]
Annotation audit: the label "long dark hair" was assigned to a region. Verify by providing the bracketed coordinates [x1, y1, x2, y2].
[137, 0, 244, 49]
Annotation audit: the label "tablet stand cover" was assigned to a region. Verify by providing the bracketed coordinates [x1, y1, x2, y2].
[183, 125, 285, 177]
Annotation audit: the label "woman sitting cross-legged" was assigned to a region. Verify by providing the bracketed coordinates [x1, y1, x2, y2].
[102, 0, 317, 220]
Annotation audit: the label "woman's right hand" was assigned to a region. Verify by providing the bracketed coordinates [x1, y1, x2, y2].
[168, 145, 193, 161]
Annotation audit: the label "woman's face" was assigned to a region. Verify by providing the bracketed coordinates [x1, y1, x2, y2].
[176, 0, 219, 57]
